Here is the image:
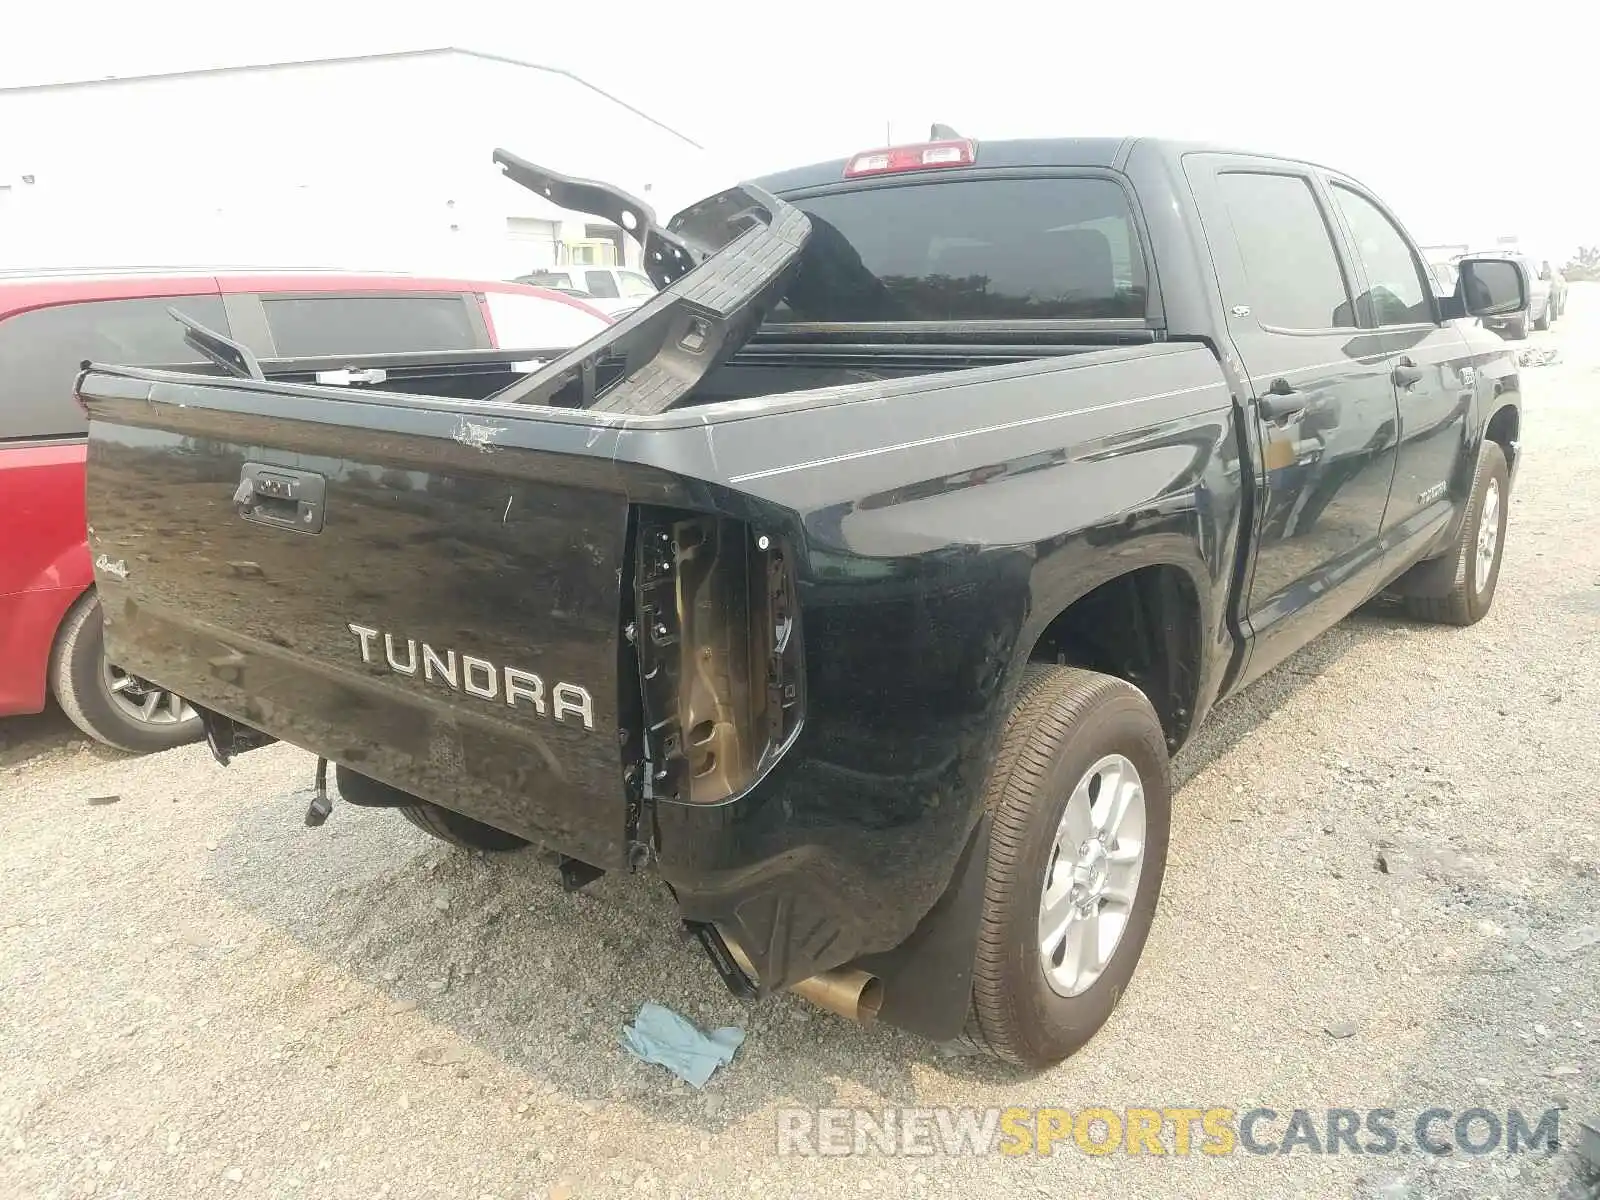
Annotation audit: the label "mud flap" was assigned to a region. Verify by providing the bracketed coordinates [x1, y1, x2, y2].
[854, 813, 993, 1042]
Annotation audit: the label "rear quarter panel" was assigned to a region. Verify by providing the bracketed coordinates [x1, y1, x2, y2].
[617, 342, 1241, 979]
[0, 442, 91, 714]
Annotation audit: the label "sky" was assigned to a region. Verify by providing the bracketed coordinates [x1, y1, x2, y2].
[4, 0, 1598, 262]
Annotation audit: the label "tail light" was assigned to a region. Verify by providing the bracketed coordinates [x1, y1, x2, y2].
[631, 508, 805, 805]
[843, 139, 977, 179]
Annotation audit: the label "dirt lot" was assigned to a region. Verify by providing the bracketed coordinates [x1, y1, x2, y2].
[3, 293, 1598, 1200]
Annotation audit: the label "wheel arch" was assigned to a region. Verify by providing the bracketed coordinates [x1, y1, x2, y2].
[46, 584, 99, 692]
[1485, 401, 1519, 476]
[0, 581, 92, 717]
[854, 558, 1209, 1044]
[1022, 561, 1209, 753]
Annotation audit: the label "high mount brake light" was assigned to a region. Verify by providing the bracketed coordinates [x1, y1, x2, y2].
[843, 139, 977, 179]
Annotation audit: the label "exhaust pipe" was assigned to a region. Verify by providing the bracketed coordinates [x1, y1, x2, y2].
[724, 938, 883, 1026]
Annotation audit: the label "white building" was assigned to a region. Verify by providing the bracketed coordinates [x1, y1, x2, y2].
[0, 48, 716, 279]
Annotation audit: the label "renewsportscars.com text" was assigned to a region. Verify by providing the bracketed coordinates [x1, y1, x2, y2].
[775, 1106, 1565, 1158]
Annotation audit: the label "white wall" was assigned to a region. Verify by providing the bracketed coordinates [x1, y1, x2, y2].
[0, 52, 715, 280]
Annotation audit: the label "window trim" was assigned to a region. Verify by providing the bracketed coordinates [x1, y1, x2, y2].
[1214, 167, 1363, 336]
[774, 165, 1167, 329]
[1322, 177, 1441, 331]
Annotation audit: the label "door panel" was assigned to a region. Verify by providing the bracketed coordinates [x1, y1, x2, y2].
[1186, 158, 1401, 685]
[1323, 181, 1476, 552]
[1370, 323, 1473, 546]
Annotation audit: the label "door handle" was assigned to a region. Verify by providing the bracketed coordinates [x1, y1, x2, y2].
[1392, 358, 1424, 388]
[1258, 379, 1307, 421]
[234, 463, 327, 535]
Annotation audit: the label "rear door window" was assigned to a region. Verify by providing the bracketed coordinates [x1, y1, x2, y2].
[1215, 172, 1354, 330]
[261, 294, 483, 357]
[772, 176, 1150, 322]
[0, 294, 226, 441]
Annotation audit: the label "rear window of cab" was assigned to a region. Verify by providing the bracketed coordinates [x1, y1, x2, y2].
[772, 176, 1149, 323]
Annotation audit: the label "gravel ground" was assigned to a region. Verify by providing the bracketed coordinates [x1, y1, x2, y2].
[3, 291, 1598, 1200]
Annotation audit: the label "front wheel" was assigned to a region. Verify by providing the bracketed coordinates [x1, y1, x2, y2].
[49, 592, 205, 754]
[962, 665, 1171, 1069]
[1404, 441, 1509, 627]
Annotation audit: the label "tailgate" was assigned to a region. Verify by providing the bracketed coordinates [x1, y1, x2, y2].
[83, 378, 636, 866]
[79, 167, 810, 870]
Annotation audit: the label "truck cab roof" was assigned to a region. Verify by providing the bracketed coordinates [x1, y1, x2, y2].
[751, 136, 1343, 195]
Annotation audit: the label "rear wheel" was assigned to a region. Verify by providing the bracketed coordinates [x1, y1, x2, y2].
[398, 804, 528, 851]
[1507, 314, 1529, 340]
[1404, 441, 1509, 627]
[962, 665, 1171, 1069]
[1533, 300, 1550, 331]
[333, 765, 528, 852]
[49, 592, 204, 754]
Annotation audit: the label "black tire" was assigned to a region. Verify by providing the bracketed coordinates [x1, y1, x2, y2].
[333, 765, 528, 852]
[1533, 301, 1550, 332]
[1507, 315, 1529, 340]
[48, 591, 205, 754]
[962, 665, 1171, 1069]
[1404, 440, 1509, 627]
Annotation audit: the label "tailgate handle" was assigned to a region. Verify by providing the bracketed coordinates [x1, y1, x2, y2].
[234, 463, 327, 535]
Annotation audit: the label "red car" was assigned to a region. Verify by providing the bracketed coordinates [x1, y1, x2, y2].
[0, 269, 609, 752]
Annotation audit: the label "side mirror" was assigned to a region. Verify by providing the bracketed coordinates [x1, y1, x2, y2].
[1455, 257, 1527, 318]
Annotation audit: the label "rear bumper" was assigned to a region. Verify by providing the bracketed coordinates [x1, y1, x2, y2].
[110, 582, 1004, 1040]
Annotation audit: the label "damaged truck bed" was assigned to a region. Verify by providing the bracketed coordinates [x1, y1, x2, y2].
[78, 137, 1527, 1067]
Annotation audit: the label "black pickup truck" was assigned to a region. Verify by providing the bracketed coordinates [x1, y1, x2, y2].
[77, 136, 1527, 1069]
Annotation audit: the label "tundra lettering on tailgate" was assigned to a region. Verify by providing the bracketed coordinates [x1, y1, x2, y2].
[346, 623, 595, 729]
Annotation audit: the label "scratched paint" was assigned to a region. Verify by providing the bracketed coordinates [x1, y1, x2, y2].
[452, 415, 506, 452]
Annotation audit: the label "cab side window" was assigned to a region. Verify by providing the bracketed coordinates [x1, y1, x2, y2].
[1329, 185, 1433, 326]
